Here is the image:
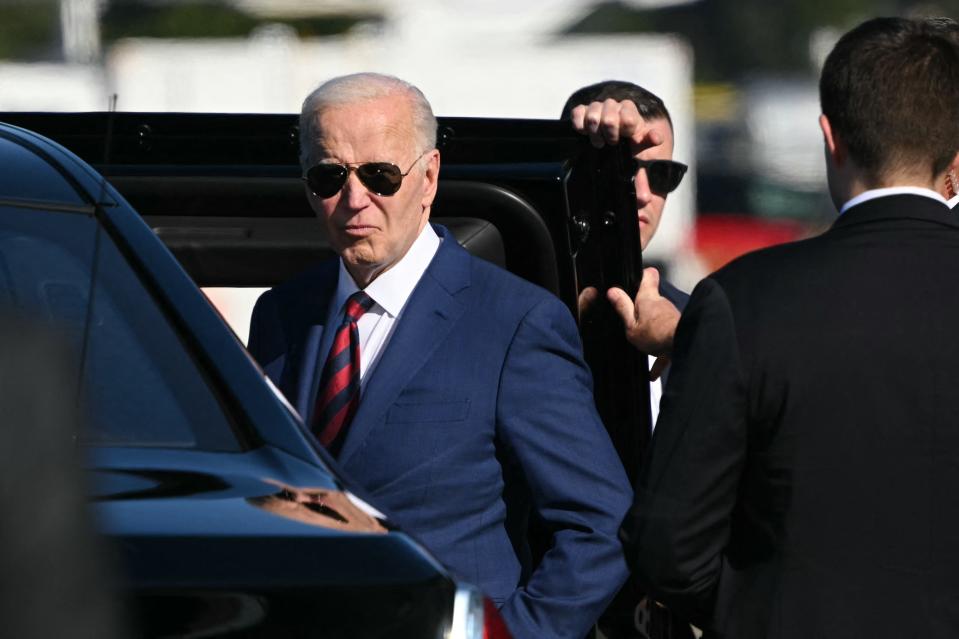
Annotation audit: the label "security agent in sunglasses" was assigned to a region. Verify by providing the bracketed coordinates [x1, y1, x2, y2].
[247, 72, 632, 639]
[562, 81, 689, 417]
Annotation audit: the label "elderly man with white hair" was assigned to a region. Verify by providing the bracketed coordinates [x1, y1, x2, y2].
[247, 72, 632, 639]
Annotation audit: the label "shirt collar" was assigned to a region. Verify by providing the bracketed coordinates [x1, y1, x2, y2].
[839, 186, 948, 215]
[334, 224, 441, 318]
[948, 194, 959, 209]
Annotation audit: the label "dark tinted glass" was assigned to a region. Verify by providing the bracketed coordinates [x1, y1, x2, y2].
[0, 205, 94, 354]
[81, 225, 240, 451]
[0, 203, 238, 451]
[0, 136, 85, 205]
[633, 159, 687, 194]
[305, 162, 404, 197]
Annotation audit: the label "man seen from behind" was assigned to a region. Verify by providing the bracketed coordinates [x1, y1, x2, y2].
[622, 17, 959, 638]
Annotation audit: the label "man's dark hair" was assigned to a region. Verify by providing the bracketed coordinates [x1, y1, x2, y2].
[560, 80, 673, 129]
[924, 16, 959, 39]
[820, 16, 959, 182]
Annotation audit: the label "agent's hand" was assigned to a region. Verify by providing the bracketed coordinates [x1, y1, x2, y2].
[569, 98, 665, 155]
[607, 267, 680, 360]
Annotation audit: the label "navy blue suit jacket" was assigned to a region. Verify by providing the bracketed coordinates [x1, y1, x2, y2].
[660, 278, 689, 313]
[248, 224, 632, 639]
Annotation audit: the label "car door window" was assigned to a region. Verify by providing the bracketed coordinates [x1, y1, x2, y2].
[80, 224, 240, 451]
[0, 203, 239, 451]
[0, 206, 94, 352]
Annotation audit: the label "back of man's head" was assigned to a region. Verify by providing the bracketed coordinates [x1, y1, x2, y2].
[560, 80, 673, 129]
[820, 17, 959, 183]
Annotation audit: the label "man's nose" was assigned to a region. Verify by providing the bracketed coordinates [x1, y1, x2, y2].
[342, 170, 371, 208]
[635, 167, 653, 207]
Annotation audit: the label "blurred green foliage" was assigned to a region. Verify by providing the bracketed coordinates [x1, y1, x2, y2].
[566, 0, 959, 81]
[100, 1, 379, 42]
[0, 0, 381, 61]
[101, 2, 259, 40]
[0, 1, 60, 61]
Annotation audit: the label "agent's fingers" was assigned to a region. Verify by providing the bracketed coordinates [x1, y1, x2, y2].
[570, 104, 589, 133]
[640, 267, 661, 293]
[607, 286, 637, 325]
[584, 101, 608, 148]
[603, 100, 645, 144]
[599, 99, 625, 145]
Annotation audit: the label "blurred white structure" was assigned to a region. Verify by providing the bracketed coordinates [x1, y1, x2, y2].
[103, 31, 695, 265]
[0, 63, 105, 110]
[0, 0, 698, 332]
[1, 1, 697, 265]
[744, 79, 824, 192]
[60, 0, 103, 64]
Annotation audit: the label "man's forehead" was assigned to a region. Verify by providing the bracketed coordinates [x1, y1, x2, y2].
[312, 98, 416, 156]
[317, 95, 413, 130]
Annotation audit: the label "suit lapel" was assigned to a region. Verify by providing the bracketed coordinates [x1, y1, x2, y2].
[281, 261, 340, 419]
[337, 232, 471, 466]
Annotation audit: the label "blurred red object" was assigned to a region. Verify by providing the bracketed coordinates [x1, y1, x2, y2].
[484, 596, 512, 639]
[693, 213, 809, 272]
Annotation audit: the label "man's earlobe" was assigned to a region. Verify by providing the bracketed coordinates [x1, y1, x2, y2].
[819, 114, 844, 165]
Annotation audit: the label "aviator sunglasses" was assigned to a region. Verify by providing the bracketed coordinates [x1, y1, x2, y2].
[632, 159, 688, 195]
[303, 150, 431, 198]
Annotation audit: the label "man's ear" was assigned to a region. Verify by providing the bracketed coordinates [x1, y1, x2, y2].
[819, 114, 845, 167]
[944, 150, 959, 199]
[421, 149, 441, 209]
[948, 150, 959, 177]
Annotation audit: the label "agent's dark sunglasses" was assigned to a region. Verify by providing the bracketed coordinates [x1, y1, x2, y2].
[303, 150, 429, 198]
[632, 159, 688, 194]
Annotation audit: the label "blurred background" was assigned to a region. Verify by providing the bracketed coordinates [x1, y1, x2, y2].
[1, 0, 954, 335]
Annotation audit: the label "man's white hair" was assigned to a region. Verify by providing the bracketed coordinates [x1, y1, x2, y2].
[299, 72, 438, 169]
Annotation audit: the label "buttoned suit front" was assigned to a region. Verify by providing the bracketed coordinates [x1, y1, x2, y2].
[248, 223, 633, 639]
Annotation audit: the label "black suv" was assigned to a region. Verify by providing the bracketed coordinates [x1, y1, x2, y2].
[0, 112, 658, 638]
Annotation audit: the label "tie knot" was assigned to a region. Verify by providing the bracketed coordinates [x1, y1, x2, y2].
[344, 291, 374, 321]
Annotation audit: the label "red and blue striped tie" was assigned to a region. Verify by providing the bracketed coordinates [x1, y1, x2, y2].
[313, 291, 375, 453]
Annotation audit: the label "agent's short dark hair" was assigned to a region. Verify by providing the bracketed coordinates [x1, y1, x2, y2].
[924, 16, 959, 39]
[819, 16, 959, 182]
[560, 80, 673, 129]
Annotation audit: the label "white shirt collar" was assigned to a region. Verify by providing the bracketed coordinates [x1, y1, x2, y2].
[839, 186, 948, 215]
[948, 194, 959, 209]
[334, 224, 441, 318]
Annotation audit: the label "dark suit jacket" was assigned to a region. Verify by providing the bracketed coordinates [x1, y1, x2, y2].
[623, 194, 959, 638]
[248, 224, 632, 639]
[658, 278, 689, 387]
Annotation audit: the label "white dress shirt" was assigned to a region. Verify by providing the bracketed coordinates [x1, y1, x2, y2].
[649, 356, 663, 428]
[330, 224, 441, 388]
[839, 186, 947, 214]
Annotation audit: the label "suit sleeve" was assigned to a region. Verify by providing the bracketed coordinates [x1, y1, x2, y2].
[246, 289, 287, 386]
[247, 292, 269, 364]
[496, 295, 633, 639]
[622, 276, 748, 624]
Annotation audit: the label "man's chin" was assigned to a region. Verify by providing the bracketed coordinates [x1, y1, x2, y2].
[338, 245, 379, 278]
